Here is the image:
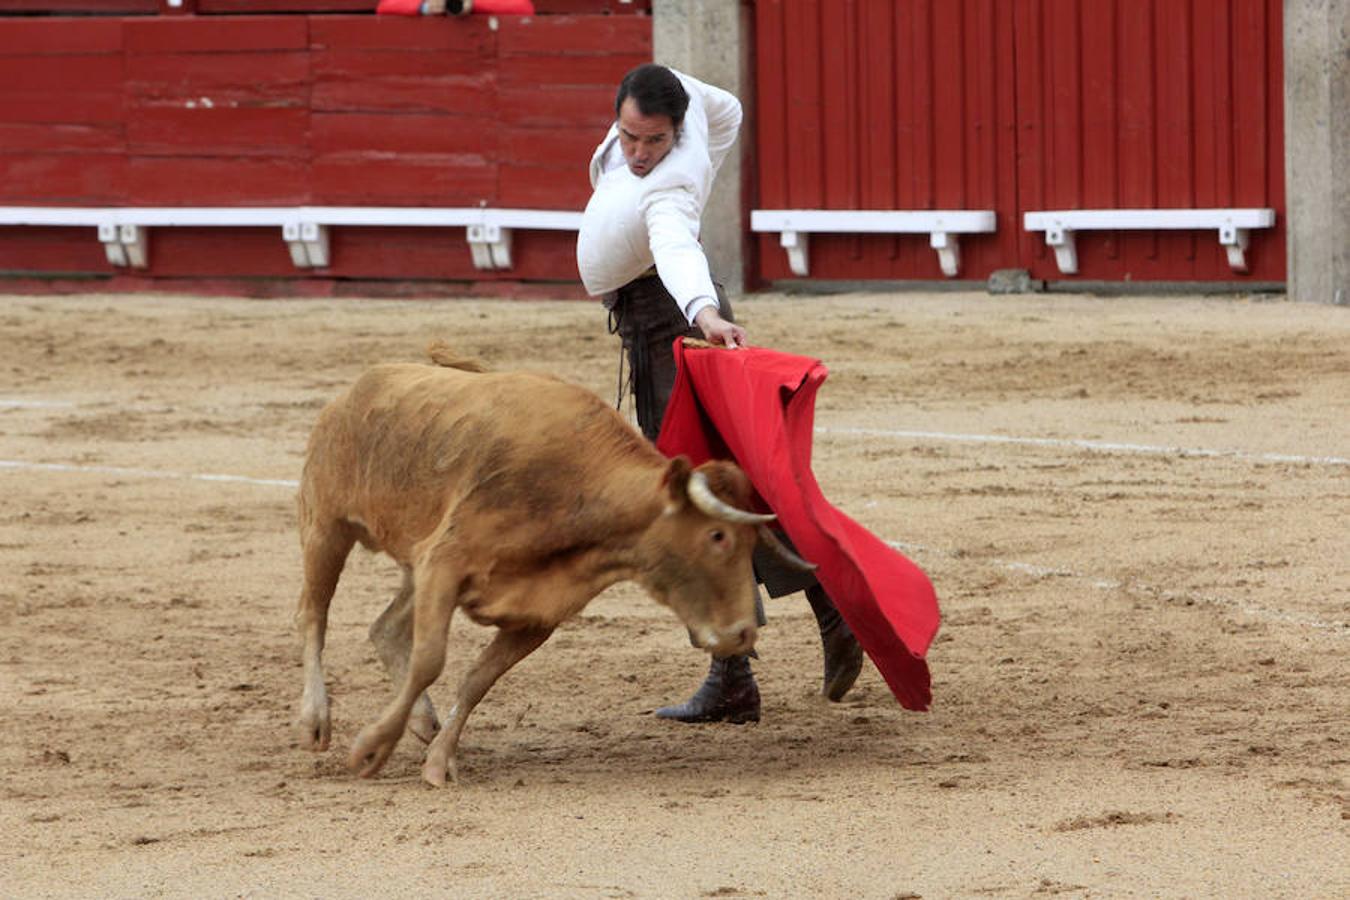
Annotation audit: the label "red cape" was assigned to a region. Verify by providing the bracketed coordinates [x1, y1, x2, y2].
[656, 341, 940, 711]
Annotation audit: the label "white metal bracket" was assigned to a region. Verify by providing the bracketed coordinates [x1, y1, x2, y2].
[283, 222, 329, 268]
[1219, 224, 1249, 273]
[99, 223, 148, 268]
[780, 230, 809, 276]
[1045, 225, 1078, 274]
[467, 223, 512, 270]
[929, 231, 960, 277]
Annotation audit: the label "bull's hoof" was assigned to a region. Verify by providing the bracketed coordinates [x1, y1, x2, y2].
[296, 698, 332, 751]
[421, 754, 458, 788]
[348, 725, 399, 778]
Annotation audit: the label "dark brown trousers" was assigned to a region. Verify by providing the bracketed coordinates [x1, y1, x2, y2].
[604, 275, 814, 604]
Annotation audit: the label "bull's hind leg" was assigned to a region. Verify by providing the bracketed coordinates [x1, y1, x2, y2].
[369, 566, 441, 744]
[421, 624, 553, 787]
[349, 561, 459, 778]
[295, 518, 356, 751]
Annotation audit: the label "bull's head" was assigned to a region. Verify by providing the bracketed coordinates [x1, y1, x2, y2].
[638, 457, 812, 658]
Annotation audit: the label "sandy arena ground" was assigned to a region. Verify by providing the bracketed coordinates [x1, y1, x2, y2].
[1, 289, 1347, 898]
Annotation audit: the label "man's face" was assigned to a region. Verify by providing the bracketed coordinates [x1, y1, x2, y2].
[617, 97, 677, 177]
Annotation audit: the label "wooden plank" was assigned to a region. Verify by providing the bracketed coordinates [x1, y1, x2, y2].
[818, 0, 857, 210]
[500, 126, 597, 168]
[1046, 0, 1081, 210]
[311, 52, 493, 114]
[127, 107, 310, 157]
[312, 74, 494, 116]
[783, 0, 823, 208]
[932, 0, 966, 208]
[125, 156, 310, 205]
[0, 122, 124, 154]
[311, 157, 497, 205]
[0, 0, 153, 12]
[199, 0, 374, 11]
[125, 17, 310, 54]
[1080, 0, 1118, 207]
[498, 84, 615, 128]
[310, 16, 496, 52]
[0, 19, 123, 55]
[0, 226, 110, 274]
[125, 52, 310, 102]
[1191, 0, 1220, 207]
[1117, 0, 1157, 208]
[0, 92, 125, 125]
[129, 228, 298, 276]
[320, 227, 478, 280]
[311, 112, 495, 156]
[752, 0, 788, 210]
[0, 55, 123, 94]
[497, 163, 590, 208]
[0, 154, 127, 204]
[311, 48, 490, 80]
[1156, 0, 1195, 208]
[859, 0, 895, 209]
[1232, 0, 1268, 207]
[498, 54, 648, 89]
[497, 15, 651, 56]
[534, 0, 650, 13]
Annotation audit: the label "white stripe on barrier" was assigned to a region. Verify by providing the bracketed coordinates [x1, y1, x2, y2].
[817, 427, 1350, 467]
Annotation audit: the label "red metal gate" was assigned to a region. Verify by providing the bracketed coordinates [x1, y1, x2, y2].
[751, 0, 1285, 284]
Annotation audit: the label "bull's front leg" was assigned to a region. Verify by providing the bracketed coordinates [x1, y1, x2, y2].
[422, 624, 553, 787]
[348, 563, 458, 778]
[295, 521, 355, 751]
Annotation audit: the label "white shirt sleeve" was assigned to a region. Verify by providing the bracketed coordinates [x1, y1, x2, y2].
[642, 187, 720, 325]
[693, 79, 743, 178]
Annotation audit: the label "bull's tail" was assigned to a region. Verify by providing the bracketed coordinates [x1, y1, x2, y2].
[427, 340, 489, 373]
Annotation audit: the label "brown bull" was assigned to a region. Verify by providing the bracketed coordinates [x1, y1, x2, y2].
[294, 344, 780, 786]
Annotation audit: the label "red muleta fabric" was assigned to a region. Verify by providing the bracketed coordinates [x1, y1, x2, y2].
[655, 340, 941, 711]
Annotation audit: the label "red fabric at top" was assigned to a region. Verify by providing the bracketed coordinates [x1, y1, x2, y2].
[656, 341, 941, 711]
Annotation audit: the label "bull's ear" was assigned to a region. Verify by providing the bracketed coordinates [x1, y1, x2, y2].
[660, 456, 692, 513]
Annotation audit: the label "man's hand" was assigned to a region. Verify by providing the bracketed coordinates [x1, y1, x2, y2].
[693, 307, 748, 349]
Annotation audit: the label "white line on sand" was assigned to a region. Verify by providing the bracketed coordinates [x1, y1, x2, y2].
[889, 539, 1348, 635]
[817, 427, 1350, 467]
[2, 456, 1342, 636]
[0, 459, 298, 489]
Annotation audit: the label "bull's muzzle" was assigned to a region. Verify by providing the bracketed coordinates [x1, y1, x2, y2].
[693, 621, 758, 658]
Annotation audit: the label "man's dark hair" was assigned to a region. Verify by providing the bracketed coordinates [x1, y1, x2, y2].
[615, 64, 689, 128]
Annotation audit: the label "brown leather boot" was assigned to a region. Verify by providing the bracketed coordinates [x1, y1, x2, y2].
[655, 655, 761, 724]
[806, 585, 863, 701]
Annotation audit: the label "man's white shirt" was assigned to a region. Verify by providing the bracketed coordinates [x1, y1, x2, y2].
[575, 69, 742, 325]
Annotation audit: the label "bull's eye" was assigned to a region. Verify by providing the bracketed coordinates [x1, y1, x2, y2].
[709, 528, 726, 545]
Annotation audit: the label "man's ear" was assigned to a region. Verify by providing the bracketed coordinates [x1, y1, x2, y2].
[660, 456, 692, 513]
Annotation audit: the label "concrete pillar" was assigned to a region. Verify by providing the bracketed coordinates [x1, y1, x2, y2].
[1284, 0, 1349, 305]
[653, 0, 751, 295]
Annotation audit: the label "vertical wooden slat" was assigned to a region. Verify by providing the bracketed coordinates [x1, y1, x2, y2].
[784, 0, 825, 209]
[1232, 0, 1268, 207]
[931, 0, 966, 210]
[754, 0, 789, 212]
[859, 0, 896, 211]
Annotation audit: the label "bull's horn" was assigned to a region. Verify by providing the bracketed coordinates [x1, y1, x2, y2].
[757, 525, 818, 572]
[687, 471, 776, 525]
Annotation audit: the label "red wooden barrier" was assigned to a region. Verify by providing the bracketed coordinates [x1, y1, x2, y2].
[0, 12, 647, 287]
[753, 0, 1285, 284]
